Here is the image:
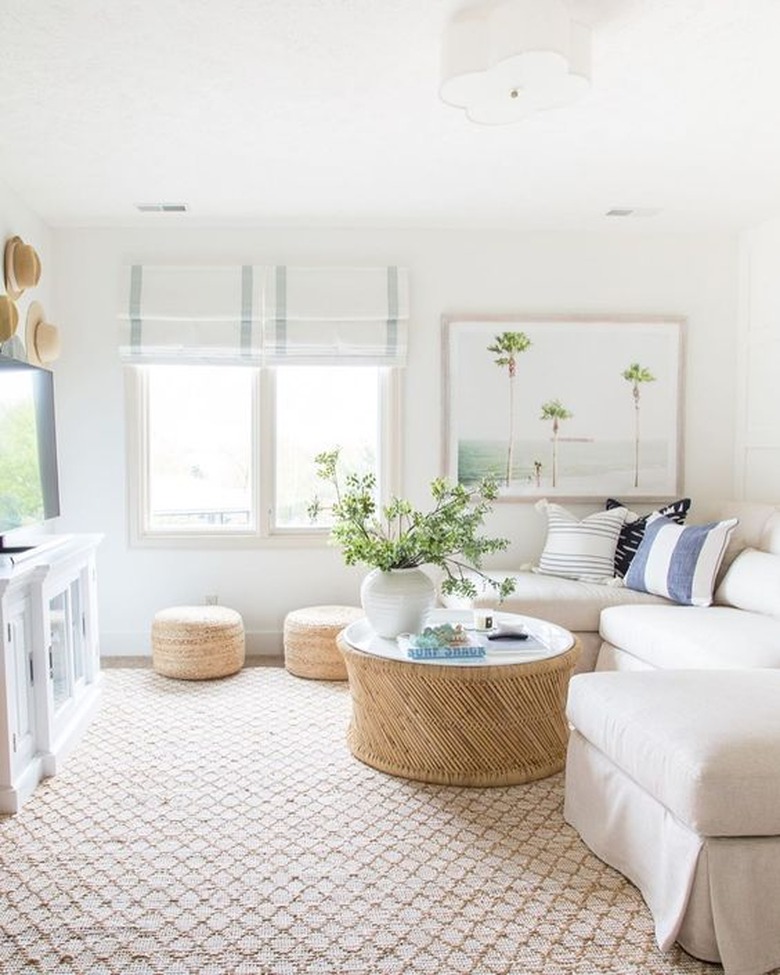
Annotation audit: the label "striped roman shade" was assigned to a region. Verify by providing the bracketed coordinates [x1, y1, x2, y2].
[535, 500, 628, 580]
[264, 266, 407, 365]
[118, 265, 263, 363]
[118, 265, 408, 366]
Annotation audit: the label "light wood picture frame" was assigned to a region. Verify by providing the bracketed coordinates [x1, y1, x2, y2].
[442, 314, 685, 502]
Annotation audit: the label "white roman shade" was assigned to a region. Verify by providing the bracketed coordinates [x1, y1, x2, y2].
[264, 266, 408, 365]
[119, 264, 408, 366]
[118, 265, 263, 363]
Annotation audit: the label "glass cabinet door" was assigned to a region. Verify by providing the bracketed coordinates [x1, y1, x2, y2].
[70, 582, 85, 687]
[48, 578, 88, 718]
[49, 590, 72, 713]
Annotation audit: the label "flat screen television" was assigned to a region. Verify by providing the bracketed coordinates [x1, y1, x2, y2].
[0, 355, 61, 548]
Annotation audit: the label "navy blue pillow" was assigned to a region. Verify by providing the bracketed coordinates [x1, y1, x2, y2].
[605, 497, 691, 577]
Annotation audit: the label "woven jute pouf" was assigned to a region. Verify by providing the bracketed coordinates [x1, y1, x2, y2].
[152, 606, 245, 680]
[284, 604, 364, 681]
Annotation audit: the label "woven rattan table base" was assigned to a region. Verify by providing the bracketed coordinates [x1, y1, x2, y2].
[337, 636, 580, 787]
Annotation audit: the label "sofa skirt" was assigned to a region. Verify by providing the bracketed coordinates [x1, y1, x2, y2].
[564, 731, 780, 975]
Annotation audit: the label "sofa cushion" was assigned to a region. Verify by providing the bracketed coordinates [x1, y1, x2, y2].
[762, 510, 780, 555]
[442, 570, 672, 632]
[713, 501, 780, 583]
[566, 670, 780, 836]
[606, 497, 691, 577]
[599, 603, 780, 669]
[535, 500, 627, 580]
[715, 547, 780, 616]
[624, 514, 737, 606]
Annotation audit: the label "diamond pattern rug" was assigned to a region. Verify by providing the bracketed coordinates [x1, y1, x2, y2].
[0, 668, 726, 974]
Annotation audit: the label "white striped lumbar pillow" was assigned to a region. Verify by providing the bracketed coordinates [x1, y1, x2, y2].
[624, 513, 739, 606]
[535, 500, 628, 581]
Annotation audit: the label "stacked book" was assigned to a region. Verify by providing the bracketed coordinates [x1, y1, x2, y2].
[404, 642, 486, 661]
[397, 622, 487, 661]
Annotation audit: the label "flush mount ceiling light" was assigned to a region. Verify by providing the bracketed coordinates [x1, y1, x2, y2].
[440, 0, 591, 125]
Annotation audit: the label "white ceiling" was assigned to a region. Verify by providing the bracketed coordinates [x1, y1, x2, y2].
[1, 0, 779, 232]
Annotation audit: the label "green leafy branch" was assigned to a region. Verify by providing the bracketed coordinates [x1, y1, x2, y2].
[308, 449, 516, 602]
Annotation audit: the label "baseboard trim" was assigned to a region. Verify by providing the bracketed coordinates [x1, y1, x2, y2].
[102, 654, 284, 669]
[100, 630, 284, 658]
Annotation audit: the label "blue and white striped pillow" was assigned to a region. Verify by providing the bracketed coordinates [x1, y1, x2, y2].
[624, 514, 738, 606]
[535, 500, 628, 580]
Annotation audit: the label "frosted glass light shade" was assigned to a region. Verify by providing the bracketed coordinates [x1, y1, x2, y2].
[439, 0, 591, 125]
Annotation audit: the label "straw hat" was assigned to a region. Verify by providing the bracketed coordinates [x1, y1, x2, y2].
[4, 236, 42, 300]
[0, 294, 19, 343]
[25, 301, 61, 367]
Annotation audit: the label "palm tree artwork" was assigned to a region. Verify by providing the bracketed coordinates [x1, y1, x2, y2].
[539, 399, 573, 488]
[488, 331, 531, 487]
[622, 362, 655, 488]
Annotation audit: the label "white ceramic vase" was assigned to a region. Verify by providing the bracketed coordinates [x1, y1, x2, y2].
[360, 567, 437, 639]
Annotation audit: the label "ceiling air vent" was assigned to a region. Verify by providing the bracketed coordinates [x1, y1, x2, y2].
[605, 207, 661, 218]
[136, 203, 189, 213]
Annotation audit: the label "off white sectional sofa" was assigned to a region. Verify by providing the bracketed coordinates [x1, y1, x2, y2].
[446, 500, 780, 674]
[597, 500, 780, 670]
[445, 499, 780, 973]
[565, 668, 780, 975]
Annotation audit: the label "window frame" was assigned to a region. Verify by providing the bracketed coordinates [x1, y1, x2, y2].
[124, 364, 401, 548]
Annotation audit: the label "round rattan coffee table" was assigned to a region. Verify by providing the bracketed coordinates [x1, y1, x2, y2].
[337, 609, 580, 787]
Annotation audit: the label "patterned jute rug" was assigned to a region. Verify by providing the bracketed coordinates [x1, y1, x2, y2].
[0, 668, 724, 975]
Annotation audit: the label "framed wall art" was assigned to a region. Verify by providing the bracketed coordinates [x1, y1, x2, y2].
[442, 315, 685, 502]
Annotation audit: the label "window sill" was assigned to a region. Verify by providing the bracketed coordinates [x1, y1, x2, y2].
[129, 531, 333, 550]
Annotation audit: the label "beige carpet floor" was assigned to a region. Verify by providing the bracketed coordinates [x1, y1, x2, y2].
[0, 668, 731, 975]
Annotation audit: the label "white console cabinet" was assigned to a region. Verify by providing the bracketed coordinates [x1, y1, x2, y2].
[0, 535, 102, 813]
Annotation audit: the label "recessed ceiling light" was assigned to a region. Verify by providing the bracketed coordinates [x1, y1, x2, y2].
[135, 203, 189, 213]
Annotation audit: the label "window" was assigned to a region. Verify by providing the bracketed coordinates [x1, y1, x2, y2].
[146, 366, 255, 531]
[273, 366, 381, 529]
[126, 364, 397, 545]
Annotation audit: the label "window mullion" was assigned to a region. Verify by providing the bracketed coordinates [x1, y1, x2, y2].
[379, 368, 402, 504]
[258, 367, 274, 537]
[124, 366, 149, 540]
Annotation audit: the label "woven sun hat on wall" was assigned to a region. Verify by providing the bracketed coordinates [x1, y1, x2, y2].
[0, 294, 20, 344]
[4, 236, 41, 301]
[25, 301, 61, 367]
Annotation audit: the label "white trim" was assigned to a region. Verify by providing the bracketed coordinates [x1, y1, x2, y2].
[381, 368, 403, 500]
[265, 368, 281, 536]
[124, 366, 147, 545]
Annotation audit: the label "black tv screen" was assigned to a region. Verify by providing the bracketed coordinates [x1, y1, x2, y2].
[0, 355, 61, 536]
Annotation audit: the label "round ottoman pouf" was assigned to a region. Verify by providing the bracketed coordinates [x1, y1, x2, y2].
[284, 604, 364, 680]
[152, 605, 245, 680]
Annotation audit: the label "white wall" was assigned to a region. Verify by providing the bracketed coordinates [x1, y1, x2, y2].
[48, 226, 739, 656]
[0, 175, 53, 405]
[736, 216, 780, 500]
